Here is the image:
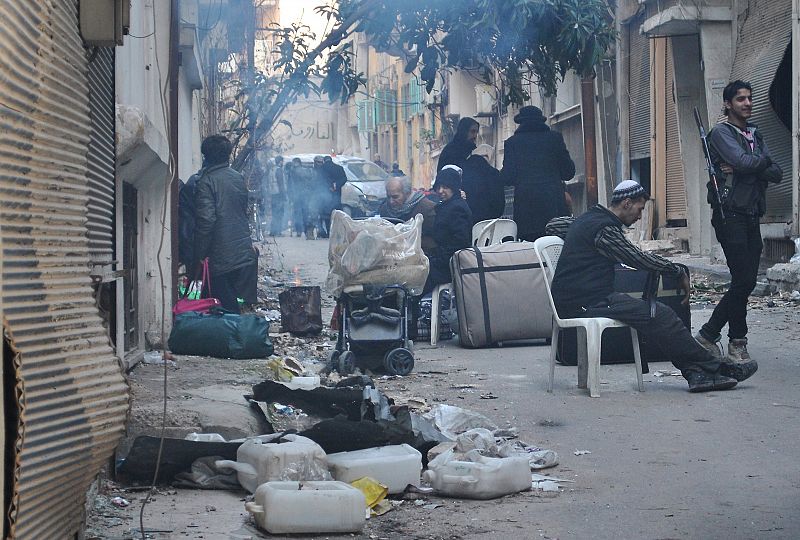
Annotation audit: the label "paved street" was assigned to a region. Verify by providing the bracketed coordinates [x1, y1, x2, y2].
[90, 236, 800, 539]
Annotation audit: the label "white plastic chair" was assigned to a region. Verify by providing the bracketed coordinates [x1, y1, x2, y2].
[472, 219, 518, 247]
[430, 282, 451, 346]
[532, 236, 644, 397]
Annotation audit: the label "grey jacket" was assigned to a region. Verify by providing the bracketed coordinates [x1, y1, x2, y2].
[708, 122, 783, 216]
[194, 163, 257, 275]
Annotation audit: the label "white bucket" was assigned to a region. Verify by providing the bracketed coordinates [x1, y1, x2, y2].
[245, 481, 366, 534]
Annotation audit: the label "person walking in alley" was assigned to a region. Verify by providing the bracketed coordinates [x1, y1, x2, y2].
[546, 181, 758, 393]
[322, 155, 348, 231]
[287, 157, 310, 237]
[194, 135, 258, 313]
[267, 156, 287, 236]
[311, 155, 331, 238]
[694, 81, 783, 364]
[437, 117, 479, 173]
[501, 106, 575, 241]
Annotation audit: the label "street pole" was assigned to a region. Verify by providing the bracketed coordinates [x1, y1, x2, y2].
[581, 75, 599, 208]
[169, 0, 180, 305]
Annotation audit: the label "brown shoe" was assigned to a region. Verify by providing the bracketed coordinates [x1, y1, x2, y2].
[695, 332, 723, 359]
[728, 338, 752, 363]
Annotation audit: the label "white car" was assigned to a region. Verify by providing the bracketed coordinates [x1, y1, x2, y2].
[284, 154, 392, 216]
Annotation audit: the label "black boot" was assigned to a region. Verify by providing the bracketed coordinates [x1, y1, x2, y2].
[685, 371, 738, 393]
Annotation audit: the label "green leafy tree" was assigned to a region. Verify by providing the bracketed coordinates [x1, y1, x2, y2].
[230, 0, 615, 170]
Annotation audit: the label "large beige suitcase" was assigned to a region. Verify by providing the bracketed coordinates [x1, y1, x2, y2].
[450, 242, 552, 348]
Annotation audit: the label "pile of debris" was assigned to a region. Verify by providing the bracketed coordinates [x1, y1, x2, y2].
[116, 369, 563, 535]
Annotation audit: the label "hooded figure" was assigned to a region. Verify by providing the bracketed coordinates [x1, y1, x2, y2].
[462, 144, 505, 224]
[425, 165, 473, 292]
[500, 106, 575, 241]
[437, 117, 480, 172]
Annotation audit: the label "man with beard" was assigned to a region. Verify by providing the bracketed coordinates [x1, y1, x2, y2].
[377, 176, 437, 257]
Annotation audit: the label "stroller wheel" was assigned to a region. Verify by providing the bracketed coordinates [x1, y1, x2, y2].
[384, 348, 414, 376]
[337, 351, 356, 375]
[326, 350, 341, 371]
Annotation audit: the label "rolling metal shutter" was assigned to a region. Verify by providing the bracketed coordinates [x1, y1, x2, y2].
[87, 47, 116, 271]
[665, 38, 687, 220]
[0, 2, 128, 538]
[628, 12, 651, 159]
[730, 0, 792, 222]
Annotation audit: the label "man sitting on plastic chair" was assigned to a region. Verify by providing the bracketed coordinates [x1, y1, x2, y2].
[545, 180, 757, 393]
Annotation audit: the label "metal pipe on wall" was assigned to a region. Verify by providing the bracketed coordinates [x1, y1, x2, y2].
[793, 0, 799, 236]
[169, 0, 180, 304]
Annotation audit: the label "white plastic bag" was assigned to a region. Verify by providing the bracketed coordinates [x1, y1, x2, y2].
[790, 237, 800, 264]
[326, 210, 430, 296]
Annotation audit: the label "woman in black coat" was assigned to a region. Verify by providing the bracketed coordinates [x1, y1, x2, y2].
[437, 117, 479, 172]
[425, 166, 473, 293]
[500, 106, 575, 241]
[461, 144, 505, 224]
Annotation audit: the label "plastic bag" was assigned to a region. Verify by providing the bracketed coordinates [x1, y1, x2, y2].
[326, 210, 430, 297]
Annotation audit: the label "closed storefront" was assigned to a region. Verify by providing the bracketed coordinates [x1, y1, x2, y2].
[0, 1, 128, 537]
[730, 0, 793, 223]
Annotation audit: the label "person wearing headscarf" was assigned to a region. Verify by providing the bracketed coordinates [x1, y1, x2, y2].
[425, 165, 473, 292]
[437, 117, 480, 172]
[462, 144, 505, 224]
[500, 105, 575, 241]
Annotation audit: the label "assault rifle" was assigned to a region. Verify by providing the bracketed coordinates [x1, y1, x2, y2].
[693, 106, 725, 220]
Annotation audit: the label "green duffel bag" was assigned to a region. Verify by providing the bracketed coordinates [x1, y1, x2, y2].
[168, 310, 273, 359]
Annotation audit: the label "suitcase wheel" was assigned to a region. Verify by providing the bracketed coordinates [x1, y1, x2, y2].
[383, 348, 414, 376]
[337, 350, 356, 375]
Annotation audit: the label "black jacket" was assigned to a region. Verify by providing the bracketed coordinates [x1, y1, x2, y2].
[194, 163, 257, 276]
[429, 196, 473, 285]
[178, 170, 201, 267]
[708, 122, 783, 216]
[462, 155, 505, 223]
[500, 122, 575, 239]
[437, 137, 476, 172]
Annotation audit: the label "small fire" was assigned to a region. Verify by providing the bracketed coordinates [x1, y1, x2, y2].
[292, 267, 302, 286]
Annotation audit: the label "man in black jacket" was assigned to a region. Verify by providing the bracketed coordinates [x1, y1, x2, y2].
[547, 181, 757, 393]
[695, 81, 783, 364]
[194, 135, 258, 313]
[501, 106, 575, 241]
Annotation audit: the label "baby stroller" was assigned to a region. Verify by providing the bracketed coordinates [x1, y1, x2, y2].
[329, 284, 415, 376]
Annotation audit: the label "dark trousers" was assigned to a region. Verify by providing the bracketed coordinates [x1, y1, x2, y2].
[291, 196, 305, 234]
[702, 213, 762, 340]
[270, 197, 285, 235]
[568, 293, 721, 376]
[214, 261, 258, 314]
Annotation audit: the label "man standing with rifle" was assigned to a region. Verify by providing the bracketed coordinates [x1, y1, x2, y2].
[694, 80, 783, 365]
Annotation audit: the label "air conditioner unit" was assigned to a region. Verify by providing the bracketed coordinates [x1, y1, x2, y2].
[80, 0, 131, 46]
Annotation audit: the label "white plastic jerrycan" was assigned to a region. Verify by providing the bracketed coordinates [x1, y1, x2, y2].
[422, 451, 531, 499]
[326, 444, 422, 494]
[245, 480, 366, 534]
[216, 434, 330, 493]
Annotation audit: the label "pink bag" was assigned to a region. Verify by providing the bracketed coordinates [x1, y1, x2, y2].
[173, 259, 221, 316]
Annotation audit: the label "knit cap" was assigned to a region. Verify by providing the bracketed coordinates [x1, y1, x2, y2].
[433, 165, 462, 192]
[611, 180, 648, 203]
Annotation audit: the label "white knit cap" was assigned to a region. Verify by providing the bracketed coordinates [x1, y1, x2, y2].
[611, 180, 647, 203]
[441, 164, 463, 176]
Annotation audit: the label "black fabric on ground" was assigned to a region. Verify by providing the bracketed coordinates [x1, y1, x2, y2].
[251, 380, 364, 420]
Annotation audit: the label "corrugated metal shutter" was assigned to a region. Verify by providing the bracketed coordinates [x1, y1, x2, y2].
[730, 0, 792, 222]
[0, 2, 128, 538]
[665, 38, 687, 220]
[628, 12, 651, 159]
[87, 47, 116, 270]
